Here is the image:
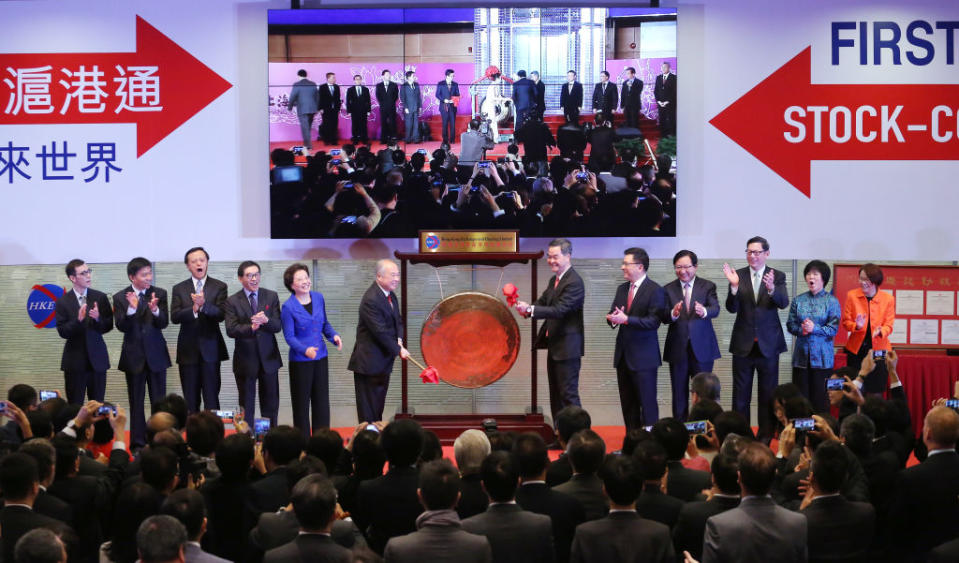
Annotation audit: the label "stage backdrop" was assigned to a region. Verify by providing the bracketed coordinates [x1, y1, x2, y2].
[606, 57, 677, 123]
[270, 62, 474, 144]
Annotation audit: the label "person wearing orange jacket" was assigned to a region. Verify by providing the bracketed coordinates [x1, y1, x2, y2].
[841, 263, 895, 394]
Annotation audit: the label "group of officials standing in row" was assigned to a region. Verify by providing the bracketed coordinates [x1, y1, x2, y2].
[286, 63, 677, 152]
[54, 249, 409, 451]
[514, 237, 894, 444]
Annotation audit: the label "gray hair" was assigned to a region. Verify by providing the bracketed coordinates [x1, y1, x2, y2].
[454, 429, 491, 475]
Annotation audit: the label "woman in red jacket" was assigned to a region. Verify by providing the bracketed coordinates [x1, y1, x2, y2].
[841, 263, 895, 394]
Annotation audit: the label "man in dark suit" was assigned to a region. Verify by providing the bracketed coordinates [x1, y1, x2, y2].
[606, 247, 663, 429]
[436, 69, 460, 145]
[18, 439, 73, 524]
[723, 235, 789, 443]
[559, 70, 583, 125]
[348, 259, 409, 424]
[662, 250, 721, 421]
[651, 418, 711, 502]
[620, 66, 643, 128]
[383, 459, 492, 563]
[0, 453, 75, 563]
[224, 260, 282, 426]
[591, 71, 618, 120]
[355, 419, 424, 554]
[585, 112, 617, 172]
[514, 433, 586, 563]
[286, 69, 318, 152]
[401, 70, 422, 143]
[530, 71, 546, 121]
[245, 427, 305, 523]
[800, 441, 875, 563]
[346, 74, 371, 144]
[672, 454, 740, 561]
[654, 62, 676, 136]
[546, 406, 591, 486]
[160, 489, 231, 563]
[55, 259, 113, 404]
[633, 441, 684, 530]
[264, 474, 352, 563]
[887, 405, 959, 562]
[376, 70, 399, 144]
[515, 239, 585, 422]
[570, 454, 675, 563]
[318, 72, 341, 146]
[554, 430, 608, 522]
[113, 256, 171, 450]
[171, 247, 228, 414]
[511, 70, 536, 129]
[703, 442, 808, 563]
[462, 451, 554, 563]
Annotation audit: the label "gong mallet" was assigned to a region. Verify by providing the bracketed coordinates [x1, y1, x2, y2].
[407, 355, 440, 384]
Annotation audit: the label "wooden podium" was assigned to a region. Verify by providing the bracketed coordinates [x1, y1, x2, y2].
[393, 249, 553, 445]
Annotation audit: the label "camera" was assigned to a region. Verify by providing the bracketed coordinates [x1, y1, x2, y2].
[576, 172, 589, 181]
[0, 401, 7, 413]
[97, 405, 117, 417]
[292, 145, 304, 156]
[330, 149, 341, 156]
[215, 410, 235, 420]
[478, 161, 490, 168]
[873, 350, 887, 359]
[254, 418, 271, 441]
[826, 379, 845, 391]
[793, 417, 815, 432]
[340, 215, 358, 225]
[416, 148, 428, 155]
[946, 399, 959, 409]
[503, 192, 515, 199]
[39, 390, 57, 401]
[342, 182, 354, 190]
[365, 423, 380, 433]
[469, 185, 481, 194]
[684, 420, 708, 435]
[332, 159, 341, 165]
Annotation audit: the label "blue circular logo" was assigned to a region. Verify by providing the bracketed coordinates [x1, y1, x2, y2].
[26, 284, 64, 329]
[425, 234, 440, 250]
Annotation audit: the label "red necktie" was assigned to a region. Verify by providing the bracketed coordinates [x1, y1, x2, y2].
[387, 294, 392, 306]
[627, 283, 637, 310]
[554, 277, 559, 289]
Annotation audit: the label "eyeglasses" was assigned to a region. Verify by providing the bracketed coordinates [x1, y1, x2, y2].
[745, 250, 767, 256]
[622, 261, 639, 267]
[74, 269, 92, 276]
[243, 273, 260, 280]
[674, 264, 695, 270]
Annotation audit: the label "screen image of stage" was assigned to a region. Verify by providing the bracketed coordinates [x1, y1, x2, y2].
[268, 7, 677, 238]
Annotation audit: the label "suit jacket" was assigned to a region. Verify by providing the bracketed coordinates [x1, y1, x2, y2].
[348, 283, 403, 376]
[620, 78, 643, 109]
[533, 80, 546, 113]
[570, 511, 674, 563]
[930, 537, 959, 563]
[887, 450, 959, 562]
[281, 291, 339, 363]
[250, 507, 364, 562]
[34, 488, 73, 524]
[0, 505, 74, 563]
[200, 477, 250, 562]
[355, 465, 421, 554]
[224, 288, 283, 377]
[515, 482, 586, 563]
[725, 266, 789, 357]
[264, 534, 351, 563]
[383, 520, 492, 563]
[654, 73, 676, 106]
[636, 483, 683, 530]
[55, 288, 113, 372]
[400, 83, 421, 114]
[184, 542, 231, 563]
[462, 503, 554, 563]
[436, 80, 460, 113]
[661, 277, 721, 364]
[546, 455, 573, 488]
[559, 82, 583, 112]
[665, 461, 712, 502]
[171, 277, 229, 365]
[554, 474, 609, 522]
[702, 496, 807, 563]
[456, 473, 489, 520]
[318, 83, 341, 112]
[591, 82, 618, 115]
[376, 81, 399, 113]
[671, 495, 740, 561]
[512, 77, 536, 111]
[585, 125, 617, 170]
[608, 277, 663, 371]
[346, 85, 371, 116]
[533, 268, 585, 361]
[246, 467, 290, 521]
[287, 78, 319, 115]
[802, 495, 875, 563]
[113, 285, 171, 373]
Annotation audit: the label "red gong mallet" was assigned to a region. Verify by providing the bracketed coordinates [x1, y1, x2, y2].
[407, 356, 440, 384]
[502, 283, 519, 307]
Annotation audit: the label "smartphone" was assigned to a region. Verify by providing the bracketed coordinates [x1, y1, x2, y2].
[478, 161, 490, 168]
[448, 187, 460, 193]
[332, 159, 341, 165]
[39, 390, 57, 401]
[873, 350, 887, 359]
[684, 420, 708, 435]
[342, 182, 354, 190]
[793, 417, 815, 432]
[215, 410, 235, 420]
[254, 418, 270, 441]
[416, 148, 428, 155]
[365, 423, 380, 433]
[642, 425, 652, 432]
[946, 399, 959, 409]
[0, 401, 7, 413]
[470, 185, 481, 194]
[97, 405, 117, 417]
[330, 149, 341, 155]
[503, 192, 515, 199]
[340, 215, 358, 225]
[292, 145, 304, 156]
[826, 378, 845, 391]
[576, 172, 589, 181]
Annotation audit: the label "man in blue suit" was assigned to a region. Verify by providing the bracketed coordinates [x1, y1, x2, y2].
[286, 69, 318, 152]
[435, 69, 460, 145]
[511, 70, 536, 129]
[661, 250, 721, 421]
[55, 258, 113, 404]
[723, 235, 789, 443]
[559, 70, 583, 125]
[606, 247, 664, 430]
[400, 70, 422, 143]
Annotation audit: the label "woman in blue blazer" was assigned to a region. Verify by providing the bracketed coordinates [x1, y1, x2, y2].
[281, 263, 342, 437]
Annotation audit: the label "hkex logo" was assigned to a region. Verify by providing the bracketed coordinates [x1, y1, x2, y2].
[26, 284, 64, 328]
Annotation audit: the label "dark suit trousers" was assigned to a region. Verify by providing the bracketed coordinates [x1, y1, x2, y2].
[792, 366, 830, 413]
[126, 369, 167, 449]
[546, 356, 581, 421]
[297, 113, 315, 149]
[64, 370, 106, 404]
[290, 357, 330, 438]
[320, 109, 339, 144]
[516, 108, 530, 129]
[732, 343, 779, 441]
[354, 372, 389, 423]
[668, 343, 714, 421]
[659, 105, 675, 136]
[178, 361, 221, 413]
[624, 105, 639, 127]
[236, 366, 279, 427]
[351, 113, 368, 142]
[404, 112, 420, 142]
[440, 107, 456, 144]
[617, 360, 658, 430]
[564, 107, 579, 125]
[380, 109, 396, 141]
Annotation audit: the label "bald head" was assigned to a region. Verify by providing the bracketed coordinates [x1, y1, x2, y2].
[923, 406, 959, 450]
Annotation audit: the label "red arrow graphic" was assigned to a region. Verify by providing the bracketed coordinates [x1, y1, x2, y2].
[709, 47, 959, 197]
[0, 16, 232, 157]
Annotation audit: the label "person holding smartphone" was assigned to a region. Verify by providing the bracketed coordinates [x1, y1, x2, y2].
[281, 263, 342, 439]
[841, 263, 895, 395]
[786, 260, 841, 412]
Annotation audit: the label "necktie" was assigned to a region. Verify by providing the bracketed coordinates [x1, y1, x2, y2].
[627, 283, 638, 310]
[753, 271, 762, 297]
[196, 279, 203, 293]
[78, 294, 86, 307]
[603, 83, 606, 94]
[249, 292, 257, 313]
[356, 86, 360, 96]
[329, 85, 333, 95]
[387, 294, 392, 306]
[683, 282, 691, 312]
[554, 277, 560, 290]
